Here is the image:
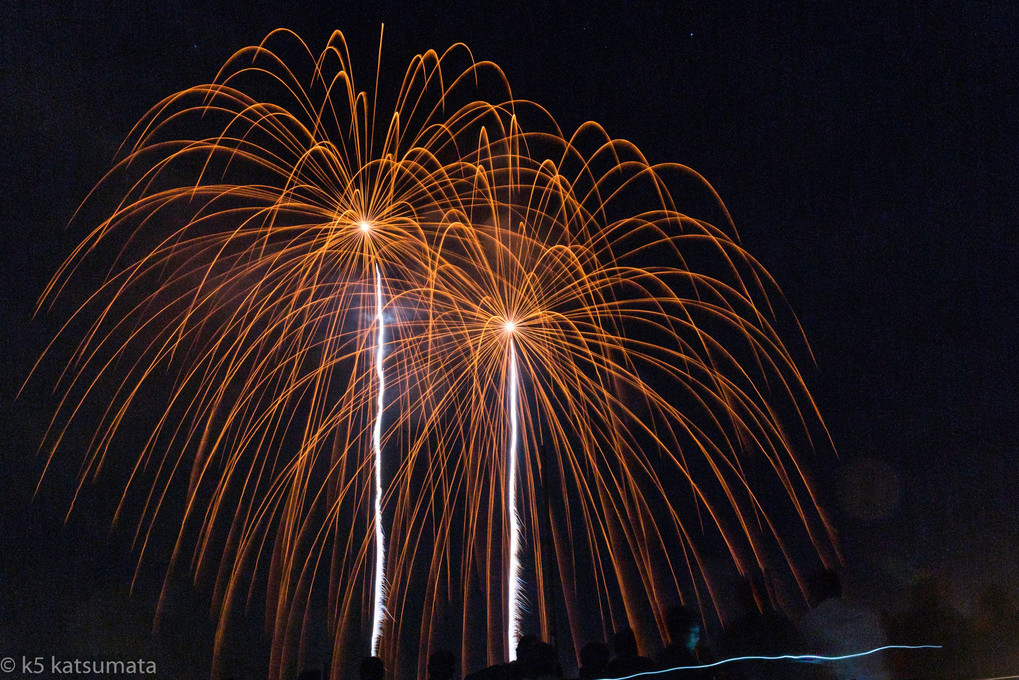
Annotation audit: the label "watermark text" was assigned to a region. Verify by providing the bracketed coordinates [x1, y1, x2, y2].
[1, 656, 157, 675]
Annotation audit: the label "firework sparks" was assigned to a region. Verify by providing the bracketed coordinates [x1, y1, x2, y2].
[35, 29, 839, 679]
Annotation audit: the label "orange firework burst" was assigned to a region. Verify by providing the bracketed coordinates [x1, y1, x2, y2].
[35, 29, 837, 680]
[379, 120, 840, 672]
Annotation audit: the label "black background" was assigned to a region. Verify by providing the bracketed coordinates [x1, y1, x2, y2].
[3, 1, 1017, 676]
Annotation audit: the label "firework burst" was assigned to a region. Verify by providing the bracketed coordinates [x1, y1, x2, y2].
[36, 29, 837, 680]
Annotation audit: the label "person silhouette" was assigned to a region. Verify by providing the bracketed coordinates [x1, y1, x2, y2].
[717, 577, 806, 679]
[606, 628, 653, 678]
[578, 641, 610, 680]
[656, 605, 702, 668]
[359, 656, 385, 680]
[428, 649, 458, 680]
[799, 568, 891, 680]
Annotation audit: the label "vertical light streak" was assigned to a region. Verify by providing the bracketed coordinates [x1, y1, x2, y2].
[506, 338, 522, 660]
[370, 263, 387, 656]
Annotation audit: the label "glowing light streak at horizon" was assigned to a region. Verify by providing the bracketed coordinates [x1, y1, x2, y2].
[604, 644, 943, 680]
[370, 262, 388, 656]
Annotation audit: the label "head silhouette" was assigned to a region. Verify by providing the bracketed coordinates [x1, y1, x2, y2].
[807, 568, 843, 606]
[578, 641, 609, 679]
[427, 649, 457, 680]
[359, 656, 385, 680]
[664, 605, 700, 652]
[612, 628, 639, 659]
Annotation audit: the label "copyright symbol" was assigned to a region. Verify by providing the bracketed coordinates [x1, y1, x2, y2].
[0, 657, 15, 673]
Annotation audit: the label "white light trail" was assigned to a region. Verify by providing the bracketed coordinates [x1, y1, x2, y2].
[506, 339, 522, 660]
[603, 644, 942, 680]
[370, 264, 388, 656]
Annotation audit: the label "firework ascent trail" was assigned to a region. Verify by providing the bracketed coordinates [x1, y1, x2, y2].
[506, 337, 521, 659]
[371, 263, 387, 655]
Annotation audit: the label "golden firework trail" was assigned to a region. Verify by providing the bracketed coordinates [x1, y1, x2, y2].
[34, 28, 838, 680]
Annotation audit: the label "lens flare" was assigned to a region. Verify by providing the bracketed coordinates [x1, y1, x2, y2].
[35, 28, 838, 680]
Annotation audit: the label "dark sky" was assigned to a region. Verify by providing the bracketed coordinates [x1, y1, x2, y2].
[3, 1, 1018, 677]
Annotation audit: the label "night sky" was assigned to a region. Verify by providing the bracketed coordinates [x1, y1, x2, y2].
[2, 1, 1017, 677]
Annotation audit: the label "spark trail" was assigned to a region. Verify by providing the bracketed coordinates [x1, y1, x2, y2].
[371, 263, 388, 655]
[506, 336, 521, 659]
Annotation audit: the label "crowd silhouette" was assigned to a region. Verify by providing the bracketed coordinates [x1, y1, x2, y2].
[264, 568, 1013, 680]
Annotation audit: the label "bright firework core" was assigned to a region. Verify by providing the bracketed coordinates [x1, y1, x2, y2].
[503, 319, 517, 335]
[360, 220, 373, 234]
